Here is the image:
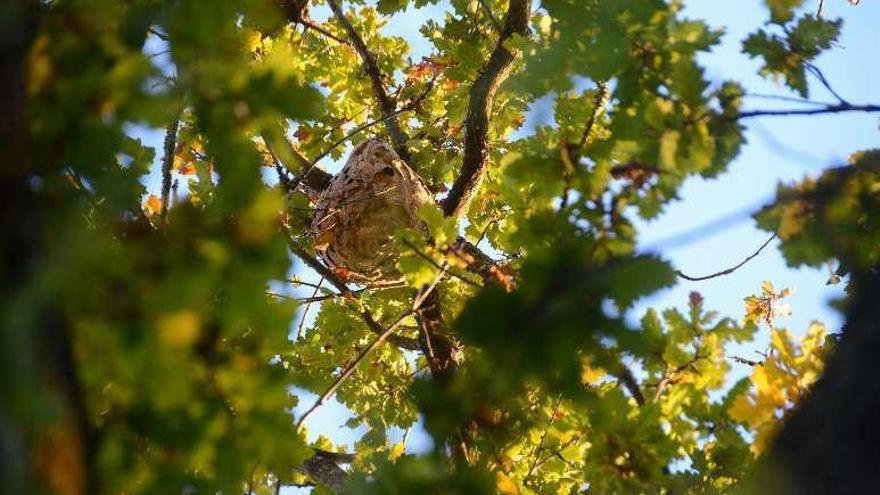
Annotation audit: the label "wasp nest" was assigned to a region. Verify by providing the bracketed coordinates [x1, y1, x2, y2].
[311, 138, 434, 286]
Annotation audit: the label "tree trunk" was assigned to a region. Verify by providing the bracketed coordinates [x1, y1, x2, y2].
[763, 270, 880, 494]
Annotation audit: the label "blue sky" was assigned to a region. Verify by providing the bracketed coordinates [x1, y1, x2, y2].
[134, 1, 879, 490]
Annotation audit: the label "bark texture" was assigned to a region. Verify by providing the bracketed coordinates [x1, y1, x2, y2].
[763, 270, 880, 494]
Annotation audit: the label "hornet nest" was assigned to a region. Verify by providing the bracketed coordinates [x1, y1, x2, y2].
[310, 138, 434, 286]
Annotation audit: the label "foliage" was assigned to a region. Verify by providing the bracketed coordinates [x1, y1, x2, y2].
[743, 8, 841, 97]
[2, 0, 877, 494]
[755, 150, 880, 277]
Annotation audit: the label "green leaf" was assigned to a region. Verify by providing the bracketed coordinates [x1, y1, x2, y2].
[765, 0, 806, 24]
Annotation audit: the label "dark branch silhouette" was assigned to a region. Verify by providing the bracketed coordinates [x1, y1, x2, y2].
[326, 0, 412, 163]
[160, 115, 180, 221]
[441, 0, 532, 218]
[737, 102, 880, 119]
[676, 234, 777, 281]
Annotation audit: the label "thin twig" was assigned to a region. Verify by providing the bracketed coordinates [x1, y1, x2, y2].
[287, 239, 421, 350]
[736, 102, 880, 119]
[477, 0, 503, 32]
[288, 278, 332, 292]
[817, 0, 826, 18]
[267, 141, 294, 191]
[530, 435, 581, 473]
[560, 82, 609, 209]
[729, 355, 761, 366]
[299, 18, 351, 45]
[401, 239, 482, 288]
[266, 291, 338, 305]
[576, 82, 610, 151]
[148, 27, 168, 40]
[326, 0, 412, 162]
[295, 307, 415, 429]
[675, 234, 777, 282]
[651, 354, 707, 402]
[614, 364, 646, 406]
[744, 92, 833, 106]
[306, 78, 434, 167]
[160, 115, 180, 222]
[66, 169, 101, 209]
[805, 63, 849, 104]
[296, 277, 324, 334]
[262, 132, 314, 193]
[526, 393, 564, 479]
[296, 270, 445, 429]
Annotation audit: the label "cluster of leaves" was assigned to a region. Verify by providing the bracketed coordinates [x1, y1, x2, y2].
[14, 0, 325, 493]
[743, 0, 842, 96]
[755, 149, 880, 279]
[729, 321, 831, 457]
[5, 0, 873, 494]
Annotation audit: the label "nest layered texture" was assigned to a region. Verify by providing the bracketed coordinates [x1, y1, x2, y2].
[311, 138, 433, 286]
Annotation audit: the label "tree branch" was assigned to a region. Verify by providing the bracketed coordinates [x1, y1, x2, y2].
[297, 449, 353, 492]
[299, 18, 351, 46]
[526, 393, 564, 480]
[445, 237, 516, 291]
[477, 0, 503, 32]
[614, 364, 646, 407]
[160, 115, 180, 222]
[296, 306, 415, 429]
[806, 62, 848, 105]
[296, 77, 436, 189]
[744, 92, 833, 106]
[296, 271, 447, 430]
[763, 270, 880, 493]
[441, 0, 532, 218]
[288, 240, 421, 350]
[736, 102, 880, 119]
[326, 0, 412, 163]
[401, 238, 483, 288]
[576, 82, 610, 151]
[675, 234, 776, 282]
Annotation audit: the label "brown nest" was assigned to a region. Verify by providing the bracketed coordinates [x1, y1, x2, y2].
[310, 138, 434, 286]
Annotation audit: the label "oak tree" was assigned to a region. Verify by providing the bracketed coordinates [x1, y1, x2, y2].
[2, 0, 878, 493]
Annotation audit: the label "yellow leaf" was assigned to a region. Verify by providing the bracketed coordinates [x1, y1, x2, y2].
[659, 130, 680, 170]
[770, 329, 796, 365]
[156, 310, 201, 348]
[581, 359, 606, 385]
[750, 422, 779, 457]
[800, 322, 827, 357]
[243, 29, 262, 53]
[753, 364, 787, 408]
[389, 442, 405, 462]
[778, 201, 807, 240]
[143, 194, 162, 216]
[496, 472, 518, 495]
[728, 394, 756, 425]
